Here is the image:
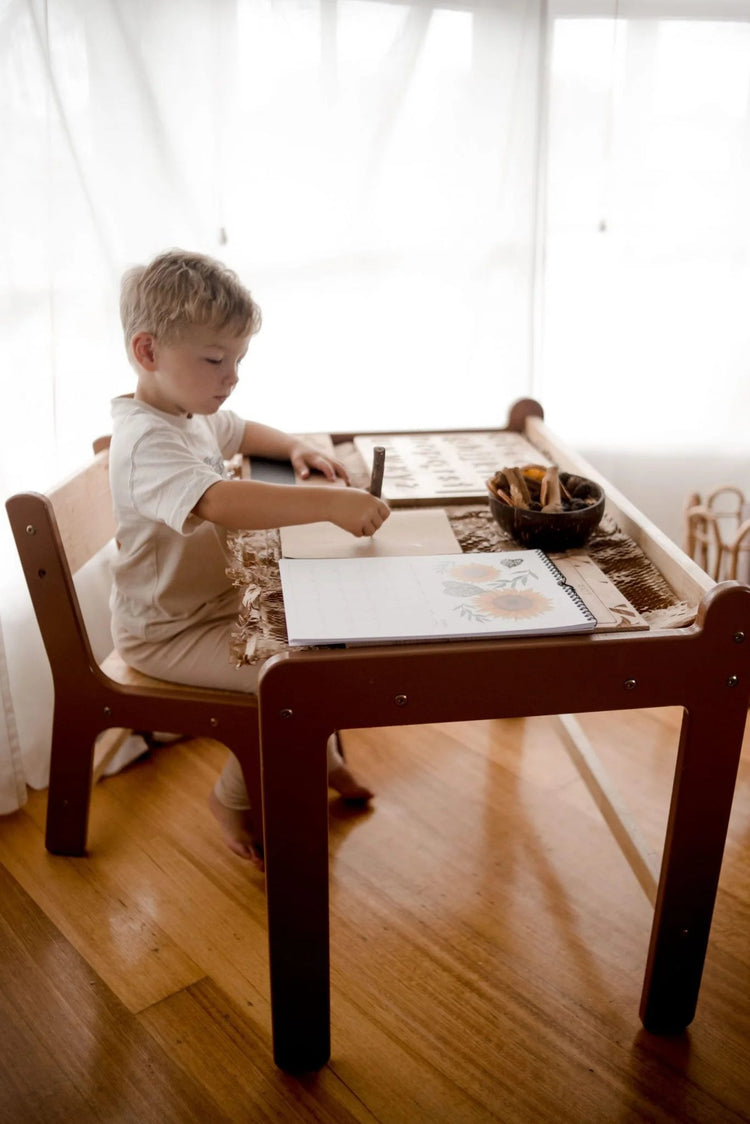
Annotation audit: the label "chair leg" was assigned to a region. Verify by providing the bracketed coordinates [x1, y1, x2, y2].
[45, 712, 100, 856]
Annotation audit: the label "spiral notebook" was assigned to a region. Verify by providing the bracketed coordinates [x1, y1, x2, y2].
[279, 550, 597, 647]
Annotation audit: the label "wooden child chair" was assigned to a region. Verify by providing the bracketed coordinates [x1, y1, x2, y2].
[683, 486, 750, 583]
[6, 441, 261, 856]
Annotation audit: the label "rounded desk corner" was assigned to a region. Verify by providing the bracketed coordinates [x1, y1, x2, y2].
[506, 397, 544, 432]
[694, 579, 750, 634]
[257, 649, 291, 684]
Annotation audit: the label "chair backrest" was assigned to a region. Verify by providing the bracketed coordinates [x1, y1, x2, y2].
[47, 448, 116, 574]
[6, 448, 115, 684]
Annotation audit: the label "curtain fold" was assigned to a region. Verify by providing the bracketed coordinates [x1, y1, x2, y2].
[0, 618, 27, 816]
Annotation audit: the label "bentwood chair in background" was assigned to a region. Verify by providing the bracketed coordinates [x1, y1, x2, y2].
[6, 440, 261, 856]
[684, 485, 750, 583]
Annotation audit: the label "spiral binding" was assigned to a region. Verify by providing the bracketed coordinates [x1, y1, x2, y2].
[531, 549, 597, 625]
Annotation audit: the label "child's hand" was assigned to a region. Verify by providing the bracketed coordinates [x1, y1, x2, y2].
[327, 488, 390, 537]
[290, 440, 350, 484]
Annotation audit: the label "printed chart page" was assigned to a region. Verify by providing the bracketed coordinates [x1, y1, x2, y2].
[353, 432, 551, 505]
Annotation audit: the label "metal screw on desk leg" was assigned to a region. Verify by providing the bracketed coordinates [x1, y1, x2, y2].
[623, 679, 637, 691]
[103, 706, 112, 717]
[279, 708, 293, 719]
[734, 632, 745, 643]
[25, 525, 36, 535]
[394, 695, 408, 707]
[210, 717, 219, 727]
[727, 675, 739, 688]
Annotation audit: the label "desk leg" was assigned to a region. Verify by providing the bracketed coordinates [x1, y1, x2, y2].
[260, 712, 331, 1072]
[640, 701, 747, 1032]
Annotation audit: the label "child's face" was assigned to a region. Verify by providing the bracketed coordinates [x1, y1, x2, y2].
[133, 324, 251, 416]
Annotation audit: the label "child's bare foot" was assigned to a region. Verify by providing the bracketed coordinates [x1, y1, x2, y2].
[208, 789, 264, 869]
[327, 733, 374, 803]
[327, 763, 374, 803]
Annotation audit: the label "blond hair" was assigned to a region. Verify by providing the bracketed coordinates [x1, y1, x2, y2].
[120, 249, 262, 351]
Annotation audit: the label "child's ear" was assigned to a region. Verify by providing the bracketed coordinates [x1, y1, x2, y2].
[131, 331, 158, 370]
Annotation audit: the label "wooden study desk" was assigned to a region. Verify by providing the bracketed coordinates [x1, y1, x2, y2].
[247, 400, 750, 1072]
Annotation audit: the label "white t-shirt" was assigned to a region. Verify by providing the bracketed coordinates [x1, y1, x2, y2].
[109, 396, 245, 645]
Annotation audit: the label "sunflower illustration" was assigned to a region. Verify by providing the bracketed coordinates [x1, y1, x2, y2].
[447, 562, 499, 583]
[471, 589, 553, 620]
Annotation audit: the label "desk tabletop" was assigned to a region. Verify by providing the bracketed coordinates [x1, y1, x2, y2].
[227, 414, 704, 667]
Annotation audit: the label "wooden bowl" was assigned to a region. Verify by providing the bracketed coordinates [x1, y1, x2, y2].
[487, 473, 605, 552]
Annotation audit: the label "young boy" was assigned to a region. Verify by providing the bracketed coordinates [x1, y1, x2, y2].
[110, 249, 390, 866]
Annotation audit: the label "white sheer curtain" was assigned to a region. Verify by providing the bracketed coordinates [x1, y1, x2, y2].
[538, 0, 750, 540]
[0, 0, 544, 812]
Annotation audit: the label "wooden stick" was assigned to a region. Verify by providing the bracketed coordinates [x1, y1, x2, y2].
[504, 467, 530, 508]
[541, 466, 562, 512]
[554, 713, 659, 905]
[369, 446, 386, 497]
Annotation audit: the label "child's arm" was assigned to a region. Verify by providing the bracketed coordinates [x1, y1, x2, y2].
[194, 479, 389, 538]
[239, 421, 349, 483]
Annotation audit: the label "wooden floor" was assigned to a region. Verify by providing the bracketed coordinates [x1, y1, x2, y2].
[0, 707, 748, 1122]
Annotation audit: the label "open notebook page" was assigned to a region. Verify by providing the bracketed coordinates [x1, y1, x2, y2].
[279, 550, 597, 646]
